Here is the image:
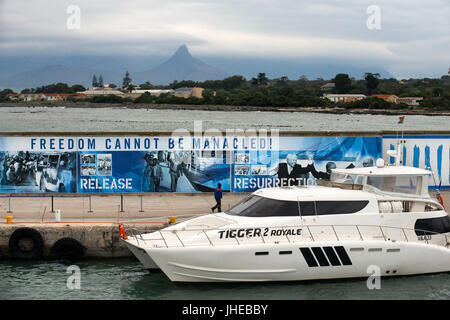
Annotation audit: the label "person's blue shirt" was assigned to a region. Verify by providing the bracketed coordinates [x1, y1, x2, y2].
[214, 187, 222, 199]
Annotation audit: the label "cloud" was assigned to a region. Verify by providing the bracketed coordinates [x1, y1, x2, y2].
[0, 0, 448, 77]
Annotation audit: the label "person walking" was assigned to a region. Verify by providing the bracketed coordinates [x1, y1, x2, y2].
[211, 183, 222, 212]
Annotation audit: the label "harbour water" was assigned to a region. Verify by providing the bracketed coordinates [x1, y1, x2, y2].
[0, 259, 449, 300]
[0, 106, 449, 300]
[1, 106, 450, 132]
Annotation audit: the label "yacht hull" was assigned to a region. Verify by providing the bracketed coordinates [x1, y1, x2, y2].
[123, 239, 160, 271]
[144, 240, 450, 282]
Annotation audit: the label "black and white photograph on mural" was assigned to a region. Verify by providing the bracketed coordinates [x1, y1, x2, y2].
[81, 165, 96, 176]
[250, 164, 267, 175]
[81, 154, 96, 165]
[234, 164, 250, 175]
[0, 150, 77, 193]
[0, 0, 449, 308]
[97, 154, 112, 176]
[234, 153, 250, 164]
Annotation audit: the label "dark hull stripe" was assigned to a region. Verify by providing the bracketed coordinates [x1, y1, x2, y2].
[300, 248, 318, 267]
[323, 246, 342, 266]
[311, 247, 330, 266]
[334, 246, 352, 265]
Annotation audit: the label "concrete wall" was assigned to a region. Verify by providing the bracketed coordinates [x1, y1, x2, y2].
[0, 223, 164, 259]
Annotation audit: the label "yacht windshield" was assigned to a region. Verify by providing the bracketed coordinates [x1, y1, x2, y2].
[366, 175, 421, 195]
[226, 195, 299, 217]
[330, 172, 364, 189]
[225, 195, 369, 217]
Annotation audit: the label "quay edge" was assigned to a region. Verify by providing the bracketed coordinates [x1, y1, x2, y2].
[0, 223, 165, 259]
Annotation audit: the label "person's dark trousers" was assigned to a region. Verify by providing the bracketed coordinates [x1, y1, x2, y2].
[211, 198, 222, 212]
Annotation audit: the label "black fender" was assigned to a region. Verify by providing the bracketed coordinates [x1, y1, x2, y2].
[8, 228, 44, 259]
[50, 237, 85, 260]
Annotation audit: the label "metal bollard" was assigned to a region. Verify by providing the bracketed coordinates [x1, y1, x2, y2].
[139, 195, 144, 212]
[88, 196, 93, 213]
[7, 195, 12, 213]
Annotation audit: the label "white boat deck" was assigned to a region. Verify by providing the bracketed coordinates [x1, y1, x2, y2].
[124, 223, 450, 249]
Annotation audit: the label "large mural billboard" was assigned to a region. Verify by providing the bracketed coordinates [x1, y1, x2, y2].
[383, 135, 450, 189]
[0, 135, 383, 193]
[231, 136, 382, 192]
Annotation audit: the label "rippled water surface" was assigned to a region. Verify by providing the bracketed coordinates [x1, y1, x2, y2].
[0, 106, 449, 132]
[0, 259, 448, 300]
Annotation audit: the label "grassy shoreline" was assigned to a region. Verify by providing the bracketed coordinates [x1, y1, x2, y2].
[1, 102, 450, 116]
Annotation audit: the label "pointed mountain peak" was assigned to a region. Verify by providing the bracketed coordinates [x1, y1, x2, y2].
[172, 44, 191, 58]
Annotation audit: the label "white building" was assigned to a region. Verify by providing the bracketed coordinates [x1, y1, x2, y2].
[132, 89, 174, 96]
[323, 94, 366, 103]
[78, 88, 124, 96]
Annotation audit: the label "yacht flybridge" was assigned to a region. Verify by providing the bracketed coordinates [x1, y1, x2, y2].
[121, 158, 450, 282]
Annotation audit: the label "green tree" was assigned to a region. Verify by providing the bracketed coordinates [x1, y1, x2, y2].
[139, 82, 153, 89]
[257, 73, 268, 86]
[71, 84, 86, 92]
[134, 92, 153, 104]
[299, 75, 308, 82]
[0, 89, 15, 102]
[333, 73, 352, 93]
[365, 73, 380, 95]
[222, 75, 246, 90]
[433, 87, 444, 97]
[214, 89, 230, 104]
[251, 73, 268, 86]
[126, 83, 135, 93]
[122, 71, 132, 88]
[275, 76, 289, 86]
[98, 75, 104, 87]
[35, 83, 73, 93]
[202, 88, 215, 104]
[108, 83, 117, 88]
[92, 75, 98, 87]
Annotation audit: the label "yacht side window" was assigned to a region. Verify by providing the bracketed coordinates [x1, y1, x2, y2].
[225, 195, 299, 217]
[366, 176, 421, 195]
[299, 201, 369, 216]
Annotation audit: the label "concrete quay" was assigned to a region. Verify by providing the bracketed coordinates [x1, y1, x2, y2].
[0, 193, 247, 223]
[0, 193, 247, 260]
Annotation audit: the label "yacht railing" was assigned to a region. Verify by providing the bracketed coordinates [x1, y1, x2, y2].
[122, 224, 450, 249]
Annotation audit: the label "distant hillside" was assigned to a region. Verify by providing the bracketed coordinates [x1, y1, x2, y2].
[0, 45, 396, 90]
[134, 45, 228, 85]
[0, 65, 121, 91]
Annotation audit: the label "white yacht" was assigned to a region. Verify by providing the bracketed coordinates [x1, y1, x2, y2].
[121, 157, 450, 282]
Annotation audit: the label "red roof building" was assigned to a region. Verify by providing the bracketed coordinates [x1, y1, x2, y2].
[371, 94, 399, 103]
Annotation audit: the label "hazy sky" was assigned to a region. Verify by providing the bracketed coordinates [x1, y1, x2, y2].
[0, 0, 449, 78]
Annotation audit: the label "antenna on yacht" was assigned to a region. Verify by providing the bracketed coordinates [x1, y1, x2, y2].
[427, 162, 445, 208]
[387, 116, 405, 166]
